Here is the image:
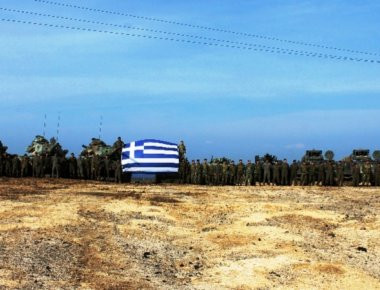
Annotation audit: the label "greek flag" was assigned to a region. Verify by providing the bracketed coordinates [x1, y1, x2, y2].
[122, 139, 179, 173]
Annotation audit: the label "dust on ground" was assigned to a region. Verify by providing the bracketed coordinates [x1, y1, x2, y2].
[0, 178, 379, 289]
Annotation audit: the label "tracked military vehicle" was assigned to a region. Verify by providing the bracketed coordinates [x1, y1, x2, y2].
[0, 140, 8, 155]
[80, 138, 119, 159]
[26, 135, 68, 157]
[341, 149, 373, 180]
[302, 150, 323, 163]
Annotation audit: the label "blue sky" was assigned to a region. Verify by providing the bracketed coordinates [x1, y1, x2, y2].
[0, 0, 380, 160]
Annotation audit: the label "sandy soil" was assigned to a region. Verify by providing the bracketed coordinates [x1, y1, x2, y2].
[0, 178, 379, 289]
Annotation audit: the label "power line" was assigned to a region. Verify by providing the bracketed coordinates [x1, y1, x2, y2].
[0, 7, 363, 61]
[33, 0, 380, 57]
[1, 17, 379, 64]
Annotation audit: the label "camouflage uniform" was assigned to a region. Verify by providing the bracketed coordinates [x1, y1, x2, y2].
[272, 162, 280, 185]
[190, 160, 196, 184]
[309, 162, 316, 185]
[281, 160, 289, 185]
[317, 163, 325, 186]
[374, 163, 380, 186]
[325, 162, 334, 186]
[362, 162, 372, 186]
[77, 156, 84, 179]
[290, 161, 298, 185]
[91, 155, 100, 180]
[336, 162, 344, 186]
[104, 156, 111, 180]
[195, 160, 202, 184]
[228, 161, 236, 185]
[21, 155, 30, 177]
[245, 161, 253, 186]
[51, 154, 61, 178]
[202, 159, 209, 185]
[236, 160, 245, 185]
[352, 163, 360, 187]
[262, 161, 271, 185]
[12, 156, 20, 177]
[69, 154, 77, 178]
[254, 161, 262, 185]
[114, 160, 122, 183]
[300, 162, 309, 186]
[222, 161, 229, 185]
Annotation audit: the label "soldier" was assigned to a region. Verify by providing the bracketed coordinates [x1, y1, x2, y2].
[113, 137, 124, 155]
[222, 161, 229, 185]
[272, 162, 280, 185]
[215, 161, 223, 185]
[195, 160, 202, 184]
[69, 153, 77, 179]
[201, 159, 209, 185]
[300, 162, 309, 186]
[32, 155, 39, 177]
[77, 155, 84, 179]
[317, 162, 325, 186]
[12, 155, 20, 177]
[352, 162, 360, 187]
[290, 160, 298, 186]
[21, 155, 30, 177]
[114, 159, 122, 183]
[42, 153, 51, 177]
[178, 141, 186, 160]
[91, 154, 100, 180]
[362, 161, 372, 186]
[325, 161, 334, 186]
[236, 160, 245, 185]
[190, 160, 196, 184]
[374, 162, 380, 186]
[229, 161, 236, 185]
[0, 153, 3, 177]
[245, 160, 253, 186]
[281, 159, 289, 185]
[336, 161, 344, 187]
[254, 160, 262, 186]
[309, 162, 316, 185]
[262, 160, 271, 185]
[51, 153, 61, 178]
[104, 155, 111, 181]
[83, 154, 91, 179]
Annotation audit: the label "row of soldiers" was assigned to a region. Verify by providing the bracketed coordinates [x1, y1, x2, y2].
[178, 159, 380, 187]
[0, 153, 124, 182]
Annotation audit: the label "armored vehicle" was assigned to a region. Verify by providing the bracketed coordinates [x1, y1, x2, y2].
[0, 140, 8, 155]
[373, 150, 380, 162]
[26, 135, 68, 157]
[302, 150, 324, 163]
[350, 149, 372, 162]
[80, 138, 118, 158]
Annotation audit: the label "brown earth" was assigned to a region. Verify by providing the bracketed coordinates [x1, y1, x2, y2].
[0, 178, 379, 289]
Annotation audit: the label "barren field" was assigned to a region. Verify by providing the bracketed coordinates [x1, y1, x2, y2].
[0, 178, 379, 289]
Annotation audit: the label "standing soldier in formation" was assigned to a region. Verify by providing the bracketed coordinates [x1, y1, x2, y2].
[190, 160, 196, 184]
[229, 161, 236, 185]
[113, 137, 124, 156]
[245, 160, 253, 186]
[309, 162, 316, 185]
[114, 158, 122, 183]
[51, 153, 61, 178]
[178, 141, 186, 160]
[336, 161, 344, 186]
[77, 155, 84, 179]
[325, 161, 334, 186]
[202, 159, 209, 185]
[195, 160, 202, 184]
[374, 162, 380, 186]
[317, 162, 325, 186]
[290, 160, 298, 185]
[254, 160, 262, 186]
[104, 155, 111, 181]
[21, 155, 30, 177]
[300, 162, 309, 186]
[236, 160, 245, 185]
[281, 159, 289, 185]
[263, 160, 271, 185]
[272, 162, 280, 185]
[362, 161, 372, 186]
[222, 161, 229, 185]
[352, 162, 360, 187]
[12, 156, 20, 177]
[69, 153, 77, 179]
[91, 154, 99, 180]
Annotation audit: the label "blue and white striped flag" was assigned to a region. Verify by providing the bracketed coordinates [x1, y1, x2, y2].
[121, 139, 179, 173]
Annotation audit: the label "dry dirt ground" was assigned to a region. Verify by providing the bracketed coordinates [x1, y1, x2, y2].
[0, 178, 379, 290]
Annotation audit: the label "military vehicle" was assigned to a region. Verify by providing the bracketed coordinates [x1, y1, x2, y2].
[255, 153, 278, 163]
[341, 149, 373, 181]
[80, 138, 119, 159]
[26, 135, 68, 157]
[0, 140, 8, 155]
[373, 150, 380, 162]
[302, 150, 324, 163]
[210, 157, 233, 164]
